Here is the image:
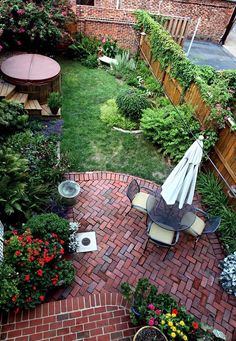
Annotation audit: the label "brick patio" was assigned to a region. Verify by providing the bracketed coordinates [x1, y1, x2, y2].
[1, 171, 236, 340]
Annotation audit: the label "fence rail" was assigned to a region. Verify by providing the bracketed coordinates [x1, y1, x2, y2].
[140, 36, 236, 209]
[163, 16, 190, 47]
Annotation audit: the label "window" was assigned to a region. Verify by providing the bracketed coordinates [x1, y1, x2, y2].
[76, 0, 94, 5]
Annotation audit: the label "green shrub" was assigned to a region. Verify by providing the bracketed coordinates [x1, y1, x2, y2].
[0, 148, 28, 217]
[110, 51, 136, 79]
[82, 54, 98, 68]
[197, 172, 236, 253]
[68, 33, 99, 60]
[116, 89, 150, 121]
[26, 213, 70, 243]
[100, 99, 138, 130]
[102, 37, 118, 58]
[48, 92, 62, 114]
[145, 75, 164, 96]
[0, 263, 20, 311]
[0, 100, 28, 138]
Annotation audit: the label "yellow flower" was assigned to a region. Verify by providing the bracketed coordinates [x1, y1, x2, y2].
[179, 321, 185, 326]
[183, 336, 188, 341]
[172, 313, 176, 317]
[172, 326, 176, 332]
[171, 332, 176, 338]
[168, 321, 173, 327]
[177, 330, 181, 334]
[166, 313, 171, 317]
[161, 320, 165, 325]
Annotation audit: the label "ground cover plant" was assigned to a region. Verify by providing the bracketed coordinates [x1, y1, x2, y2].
[197, 172, 236, 253]
[61, 60, 169, 183]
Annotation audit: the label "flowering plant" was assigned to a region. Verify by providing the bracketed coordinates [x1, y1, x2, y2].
[2, 227, 74, 311]
[146, 305, 202, 340]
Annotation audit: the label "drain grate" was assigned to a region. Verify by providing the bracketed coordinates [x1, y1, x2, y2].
[76, 232, 97, 253]
[81, 237, 91, 246]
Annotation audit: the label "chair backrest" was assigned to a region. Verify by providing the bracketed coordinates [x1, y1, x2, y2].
[127, 179, 140, 202]
[203, 216, 221, 234]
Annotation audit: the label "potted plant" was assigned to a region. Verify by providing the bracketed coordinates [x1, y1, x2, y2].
[48, 92, 62, 115]
[120, 278, 158, 325]
[133, 326, 167, 341]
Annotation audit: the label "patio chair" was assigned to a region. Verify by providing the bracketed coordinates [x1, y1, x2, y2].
[181, 208, 221, 246]
[143, 217, 180, 260]
[126, 179, 155, 216]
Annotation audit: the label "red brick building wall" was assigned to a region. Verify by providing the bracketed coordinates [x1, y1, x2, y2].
[74, 0, 235, 52]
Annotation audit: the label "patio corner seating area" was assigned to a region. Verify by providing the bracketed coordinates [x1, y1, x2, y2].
[1, 171, 236, 340]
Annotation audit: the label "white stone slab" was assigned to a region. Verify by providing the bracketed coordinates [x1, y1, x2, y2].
[99, 56, 118, 65]
[76, 231, 97, 253]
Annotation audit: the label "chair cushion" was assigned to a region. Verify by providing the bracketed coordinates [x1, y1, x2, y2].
[148, 222, 174, 245]
[182, 212, 205, 237]
[132, 192, 149, 213]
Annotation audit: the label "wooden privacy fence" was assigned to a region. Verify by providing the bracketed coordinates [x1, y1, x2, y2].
[140, 35, 236, 208]
[162, 16, 190, 47]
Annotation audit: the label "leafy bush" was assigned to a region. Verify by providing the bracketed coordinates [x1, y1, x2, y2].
[68, 33, 99, 60]
[141, 104, 217, 162]
[145, 75, 164, 96]
[0, 263, 20, 311]
[102, 36, 118, 58]
[219, 252, 236, 296]
[0, 100, 28, 138]
[26, 213, 70, 244]
[2, 227, 75, 311]
[82, 54, 98, 68]
[0, 148, 28, 217]
[197, 172, 236, 253]
[116, 89, 150, 121]
[48, 92, 63, 114]
[100, 99, 138, 130]
[110, 51, 136, 79]
[0, 0, 75, 52]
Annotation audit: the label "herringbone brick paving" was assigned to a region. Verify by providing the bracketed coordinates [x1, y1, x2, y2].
[63, 171, 235, 339]
[1, 171, 235, 341]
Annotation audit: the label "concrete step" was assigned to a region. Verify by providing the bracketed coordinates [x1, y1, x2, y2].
[25, 99, 42, 116]
[9, 92, 28, 105]
[0, 81, 16, 99]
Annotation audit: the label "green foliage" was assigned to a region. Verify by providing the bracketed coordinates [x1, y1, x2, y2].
[100, 99, 138, 130]
[0, 100, 28, 137]
[0, 148, 28, 216]
[110, 51, 136, 79]
[0, 262, 20, 311]
[68, 33, 100, 60]
[48, 92, 63, 112]
[0, 0, 75, 52]
[116, 89, 150, 121]
[141, 104, 198, 161]
[26, 213, 70, 243]
[2, 227, 75, 311]
[102, 36, 118, 58]
[82, 54, 98, 68]
[197, 172, 236, 253]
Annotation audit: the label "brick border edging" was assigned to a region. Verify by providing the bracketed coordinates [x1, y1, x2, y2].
[5, 293, 130, 324]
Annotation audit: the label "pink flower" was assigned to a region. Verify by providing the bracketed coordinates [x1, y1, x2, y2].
[19, 28, 25, 34]
[148, 303, 155, 310]
[224, 116, 228, 121]
[148, 317, 155, 326]
[155, 309, 161, 315]
[17, 9, 25, 15]
[16, 41, 22, 46]
[0, 45, 3, 52]
[102, 37, 106, 44]
[227, 107, 231, 111]
[228, 89, 235, 94]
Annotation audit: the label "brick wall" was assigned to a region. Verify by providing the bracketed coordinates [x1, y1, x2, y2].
[76, 0, 235, 44]
[77, 6, 139, 53]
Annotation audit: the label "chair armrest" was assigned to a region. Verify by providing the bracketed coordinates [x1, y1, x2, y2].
[194, 207, 209, 218]
[140, 185, 156, 195]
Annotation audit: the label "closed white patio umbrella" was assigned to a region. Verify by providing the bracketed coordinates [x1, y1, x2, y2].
[161, 135, 204, 209]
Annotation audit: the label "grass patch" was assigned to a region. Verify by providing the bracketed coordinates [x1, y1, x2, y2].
[60, 60, 169, 183]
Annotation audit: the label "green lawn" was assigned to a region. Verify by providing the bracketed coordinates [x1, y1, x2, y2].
[61, 60, 170, 183]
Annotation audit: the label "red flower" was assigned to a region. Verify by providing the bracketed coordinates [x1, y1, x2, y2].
[155, 309, 161, 315]
[60, 240, 64, 245]
[33, 286, 37, 291]
[45, 241, 49, 246]
[37, 269, 43, 277]
[11, 295, 17, 302]
[60, 248, 64, 255]
[39, 296, 45, 301]
[172, 308, 178, 315]
[24, 274, 30, 282]
[15, 250, 21, 256]
[26, 297, 32, 302]
[192, 322, 199, 329]
[33, 250, 39, 256]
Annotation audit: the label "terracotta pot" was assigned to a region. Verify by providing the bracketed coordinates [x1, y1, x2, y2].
[133, 326, 168, 341]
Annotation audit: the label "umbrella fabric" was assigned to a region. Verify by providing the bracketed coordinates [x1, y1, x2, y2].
[161, 136, 204, 209]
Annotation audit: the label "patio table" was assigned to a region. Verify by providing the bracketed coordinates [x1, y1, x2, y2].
[146, 189, 196, 232]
